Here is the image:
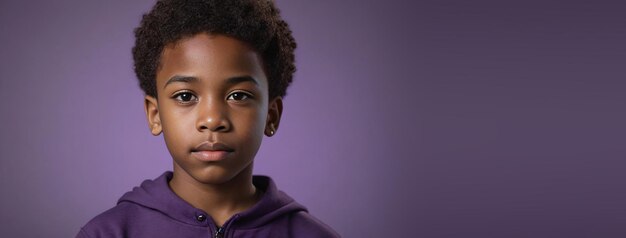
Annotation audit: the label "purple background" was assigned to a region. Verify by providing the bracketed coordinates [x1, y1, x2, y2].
[1, 0, 625, 237]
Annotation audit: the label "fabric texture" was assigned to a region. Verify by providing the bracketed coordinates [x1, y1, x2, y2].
[77, 172, 339, 238]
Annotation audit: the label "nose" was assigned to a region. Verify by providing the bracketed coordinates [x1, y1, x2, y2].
[196, 99, 231, 133]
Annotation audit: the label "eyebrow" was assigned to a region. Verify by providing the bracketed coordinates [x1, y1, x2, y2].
[164, 75, 259, 89]
[226, 76, 259, 86]
[164, 75, 197, 89]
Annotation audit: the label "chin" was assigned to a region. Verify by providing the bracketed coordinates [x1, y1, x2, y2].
[188, 163, 255, 185]
[188, 167, 237, 185]
[172, 154, 255, 185]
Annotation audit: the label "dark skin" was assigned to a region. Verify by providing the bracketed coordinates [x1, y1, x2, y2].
[144, 33, 283, 227]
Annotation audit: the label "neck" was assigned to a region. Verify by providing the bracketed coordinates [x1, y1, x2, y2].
[168, 163, 259, 227]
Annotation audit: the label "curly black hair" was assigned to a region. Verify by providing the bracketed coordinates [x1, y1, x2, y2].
[132, 0, 296, 99]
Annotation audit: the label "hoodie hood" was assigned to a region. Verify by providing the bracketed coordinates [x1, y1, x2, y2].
[118, 171, 308, 229]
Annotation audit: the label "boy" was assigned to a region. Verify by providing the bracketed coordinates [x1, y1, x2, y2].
[76, 0, 339, 237]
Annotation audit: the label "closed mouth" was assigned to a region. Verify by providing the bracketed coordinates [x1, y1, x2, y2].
[191, 141, 234, 153]
[191, 150, 231, 162]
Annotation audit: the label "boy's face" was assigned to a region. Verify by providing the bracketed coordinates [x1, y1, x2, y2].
[144, 33, 281, 184]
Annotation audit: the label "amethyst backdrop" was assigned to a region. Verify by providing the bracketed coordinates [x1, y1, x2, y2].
[1, 0, 625, 237]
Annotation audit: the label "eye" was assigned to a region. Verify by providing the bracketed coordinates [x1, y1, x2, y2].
[172, 92, 197, 103]
[227, 92, 252, 101]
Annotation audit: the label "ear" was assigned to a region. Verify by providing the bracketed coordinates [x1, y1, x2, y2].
[144, 95, 162, 136]
[265, 97, 283, 137]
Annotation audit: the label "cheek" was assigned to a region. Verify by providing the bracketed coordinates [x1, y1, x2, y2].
[160, 107, 196, 152]
[234, 108, 266, 140]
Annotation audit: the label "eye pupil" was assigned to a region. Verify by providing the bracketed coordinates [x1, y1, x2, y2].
[230, 92, 247, 100]
[181, 93, 192, 101]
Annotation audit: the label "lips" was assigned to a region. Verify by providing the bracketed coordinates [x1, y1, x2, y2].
[191, 142, 234, 162]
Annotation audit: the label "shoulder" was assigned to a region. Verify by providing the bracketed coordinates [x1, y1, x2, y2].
[289, 211, 341, 238]
[77, 202, 153, 238]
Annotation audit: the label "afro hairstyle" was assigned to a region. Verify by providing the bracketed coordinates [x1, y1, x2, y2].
[132, 0, 297, 99]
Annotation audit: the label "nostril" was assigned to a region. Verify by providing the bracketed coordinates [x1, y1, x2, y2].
[197, 120, 229, 132]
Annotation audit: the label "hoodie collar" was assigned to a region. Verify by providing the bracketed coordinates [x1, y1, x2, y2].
[118, 171, 307, 228]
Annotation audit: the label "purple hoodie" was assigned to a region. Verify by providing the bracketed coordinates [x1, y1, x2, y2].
[77, 172, 339, 238]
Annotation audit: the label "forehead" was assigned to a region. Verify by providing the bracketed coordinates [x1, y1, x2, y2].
[156, 33, 267, 89]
